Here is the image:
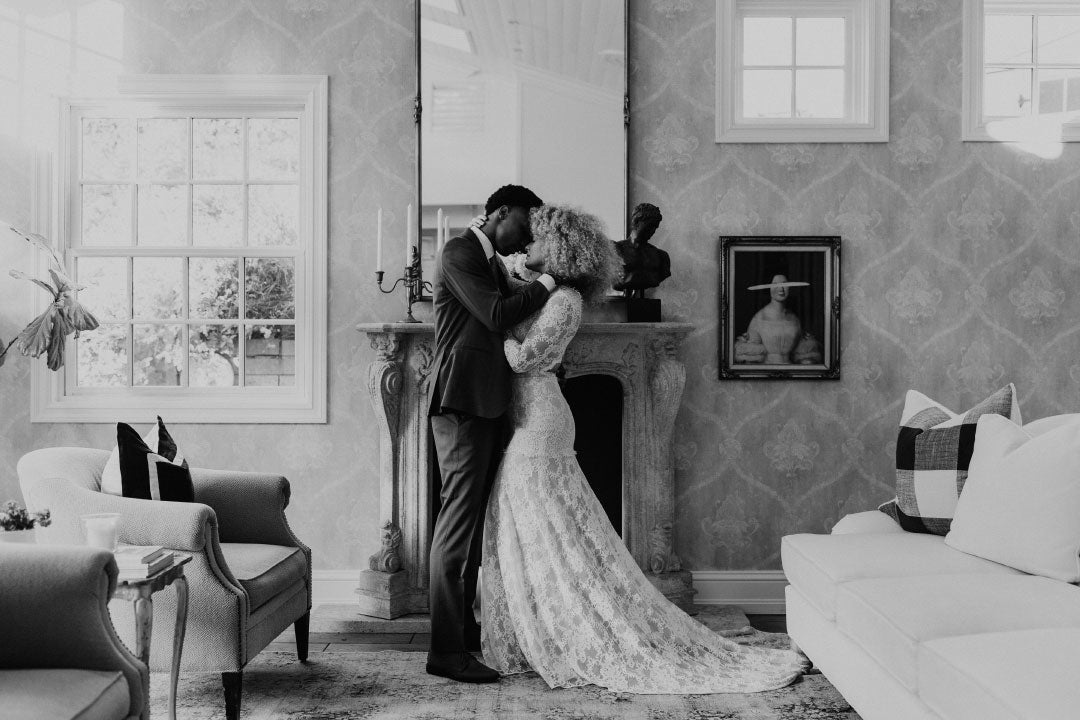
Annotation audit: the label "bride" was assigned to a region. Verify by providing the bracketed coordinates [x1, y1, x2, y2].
[480, 204, 806, 693]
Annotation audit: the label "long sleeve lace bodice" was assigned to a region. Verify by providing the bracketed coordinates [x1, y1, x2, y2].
[503, 287, 582, 375]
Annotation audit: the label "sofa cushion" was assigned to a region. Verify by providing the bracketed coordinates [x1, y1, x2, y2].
[836, 574, 1080, 693]
[0, 668, 129, 720]
[879, 384, 1020, 535]
[919, 629, 1080, 720]
[947, 415, 1080, 582]
[781, 532, 1020, 620]
[220, 543, 307, 612]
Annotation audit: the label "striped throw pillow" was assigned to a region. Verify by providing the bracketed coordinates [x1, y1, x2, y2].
[112, 417, 193, 503]
[879, 384, 1021, 535]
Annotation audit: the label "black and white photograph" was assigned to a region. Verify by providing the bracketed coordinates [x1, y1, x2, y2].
[719, 236, 840, 380]
[2, 1, 1079, 719]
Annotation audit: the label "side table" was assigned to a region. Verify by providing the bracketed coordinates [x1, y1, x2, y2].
[112, 553, 192, 720]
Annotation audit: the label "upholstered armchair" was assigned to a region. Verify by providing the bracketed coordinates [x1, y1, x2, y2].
[0, 543, 149, 720]
[18, 447, 311, 720]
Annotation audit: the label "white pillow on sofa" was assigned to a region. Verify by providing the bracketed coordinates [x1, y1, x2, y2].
[1025, 413, 1080, 437]
[945, 414, 1080, 582]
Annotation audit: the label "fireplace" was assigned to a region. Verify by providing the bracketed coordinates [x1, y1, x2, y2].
[356, 321, 694, 618]
[562, 373, 623, 536]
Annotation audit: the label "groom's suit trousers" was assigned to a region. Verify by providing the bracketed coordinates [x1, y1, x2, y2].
[429, 410, 502, 654]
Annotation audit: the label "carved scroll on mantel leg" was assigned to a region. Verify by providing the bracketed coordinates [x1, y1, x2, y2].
[644, 333, 695, 611]
[359, 332, 411, 619]
[367, 333, 403, 526]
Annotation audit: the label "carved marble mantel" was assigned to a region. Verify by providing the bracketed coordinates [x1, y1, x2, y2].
[356, 321, 695, 618]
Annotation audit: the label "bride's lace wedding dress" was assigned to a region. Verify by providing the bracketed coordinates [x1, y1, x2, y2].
[480, 286, 805, 693]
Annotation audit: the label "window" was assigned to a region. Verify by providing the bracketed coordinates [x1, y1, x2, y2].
[33, 75, 327, 423]
[715, 0, 889, 143]
[963, 0, 1080, 141]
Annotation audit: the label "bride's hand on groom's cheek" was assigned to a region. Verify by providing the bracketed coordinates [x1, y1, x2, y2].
[468, 214, 486, 229]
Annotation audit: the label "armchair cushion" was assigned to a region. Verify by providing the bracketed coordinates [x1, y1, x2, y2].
[220, 543, 308, 612]
[114, 420, 193, 502]
[1, 669, 129, 720]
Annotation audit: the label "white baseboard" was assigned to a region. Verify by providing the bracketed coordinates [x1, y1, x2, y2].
[312, 570, 360, 605]
[690, 570, 788, 614]
[313, 570, 789, 614]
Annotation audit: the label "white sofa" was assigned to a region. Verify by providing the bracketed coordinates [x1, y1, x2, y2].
[782, 511, 1080, 720]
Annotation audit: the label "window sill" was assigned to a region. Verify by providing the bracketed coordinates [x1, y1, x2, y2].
[715, 123, 889, 143]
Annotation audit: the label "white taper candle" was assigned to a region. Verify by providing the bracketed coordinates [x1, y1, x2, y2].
[436, 208, 444, 254]
[376, 207, 383, 272]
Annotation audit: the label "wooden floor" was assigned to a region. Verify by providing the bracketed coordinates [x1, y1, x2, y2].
[270, 615, 787, 654]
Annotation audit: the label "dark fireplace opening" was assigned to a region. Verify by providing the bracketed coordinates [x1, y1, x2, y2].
[560, 374, 623, 536]
[426, 374, 623, 539]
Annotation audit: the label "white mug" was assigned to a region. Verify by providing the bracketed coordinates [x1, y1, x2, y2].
[81, 513, 121, 551]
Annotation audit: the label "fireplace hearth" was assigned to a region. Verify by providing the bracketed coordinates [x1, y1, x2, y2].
[356, 321, 694, 618]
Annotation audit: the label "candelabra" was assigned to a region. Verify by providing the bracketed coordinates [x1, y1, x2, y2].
[376, 245, 431, 323]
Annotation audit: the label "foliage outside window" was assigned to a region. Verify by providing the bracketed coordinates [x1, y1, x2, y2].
[715, 0, 889, 143]
[33, 75, 327, 423]
[963, 0, 1080, 142]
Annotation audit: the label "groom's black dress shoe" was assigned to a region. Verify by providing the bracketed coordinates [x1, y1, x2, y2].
[426, 652, 500, 683]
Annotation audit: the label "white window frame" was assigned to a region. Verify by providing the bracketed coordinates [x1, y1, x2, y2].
[963, 0, 1080, 141]
[715, 0, 890, 143]
[31, 75, 328, 424]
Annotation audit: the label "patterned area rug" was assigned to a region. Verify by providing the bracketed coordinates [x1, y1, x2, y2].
[150, 611, 860, 720]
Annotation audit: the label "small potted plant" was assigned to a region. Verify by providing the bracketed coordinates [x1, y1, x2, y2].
[0, 500, 52, 543]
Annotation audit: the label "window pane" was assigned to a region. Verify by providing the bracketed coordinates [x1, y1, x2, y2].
[190, 257, 239, 319]
[743, 17, 792, 66]
[984, 67, 1032, 117]
[137, 184, 187, 246]
[193, 118, 242, 180]
[77, 324, 128, 387]
[190, 324, 239, 387]
[137, 119, 187, 181]
[1038, 16, 1080, 65]
[81, 184, 131, 246]
[985, 15, 1032, 65]
[76, 257, 128, 321]
[249, 185, 299, 246]
[742, 69, 792, 118]
[245, 324, 295, 386]
[245, 258, 295, 320]
[1038, 69, 1080, 116]
[796, 17, 845, 66]
[796, 69, 845, 118]
[133, 257, 182, 319]
[248, 118, 299, 180]
[133, 324, 183, 386]
[193, 184, 243, 247]
[82, 118, 133, 180]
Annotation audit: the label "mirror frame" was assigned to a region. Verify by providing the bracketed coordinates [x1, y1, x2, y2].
[414, 0, 630, 298]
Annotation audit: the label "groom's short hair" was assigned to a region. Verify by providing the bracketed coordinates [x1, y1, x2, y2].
[485, 185, 543, 215]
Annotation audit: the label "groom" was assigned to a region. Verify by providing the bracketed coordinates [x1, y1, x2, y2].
[426, 185, 555, 683]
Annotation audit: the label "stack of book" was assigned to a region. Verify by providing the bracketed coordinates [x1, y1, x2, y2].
[113, 545, 174, 579]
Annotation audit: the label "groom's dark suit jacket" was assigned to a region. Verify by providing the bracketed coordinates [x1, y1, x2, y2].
[429, 230, 550, 419]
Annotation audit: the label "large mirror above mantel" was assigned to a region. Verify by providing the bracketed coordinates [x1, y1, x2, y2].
[417, 0, 628, 285]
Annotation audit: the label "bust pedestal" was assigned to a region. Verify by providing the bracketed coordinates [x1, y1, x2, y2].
[356, 321, 695, 618]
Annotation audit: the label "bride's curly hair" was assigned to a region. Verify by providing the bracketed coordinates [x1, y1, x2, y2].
[530, 204, 620, 304]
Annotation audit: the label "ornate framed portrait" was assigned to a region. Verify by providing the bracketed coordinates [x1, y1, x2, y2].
[719, 236, 840, 380]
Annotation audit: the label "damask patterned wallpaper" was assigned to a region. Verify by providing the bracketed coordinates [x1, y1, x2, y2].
[633, 0, 1080, 570]
[1, 0, 1078, 574]
[0, 0, 416, 569]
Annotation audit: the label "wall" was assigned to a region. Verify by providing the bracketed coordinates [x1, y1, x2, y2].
[633, 0, 1080, 571]
[0, 0, 417, 571]
[2, 0, 1079, 583]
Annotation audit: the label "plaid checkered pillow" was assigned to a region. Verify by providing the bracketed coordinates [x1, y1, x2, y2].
[879, 384, 1021, 535]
